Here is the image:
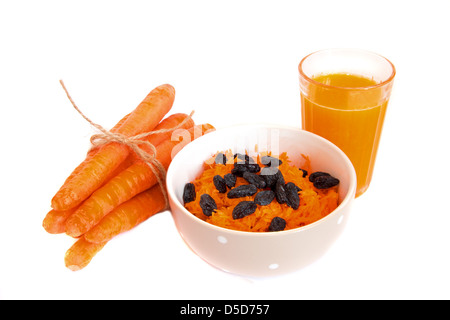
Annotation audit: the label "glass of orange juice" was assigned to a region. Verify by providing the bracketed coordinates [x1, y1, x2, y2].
[298, 49, 395, 197]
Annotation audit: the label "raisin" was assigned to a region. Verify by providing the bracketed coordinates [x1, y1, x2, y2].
[245, 163, 261, 173]
[313, 175, 340, 189]
[285, 182, 300, 210]
[242, 171, 266, 189]
[199, 194, 217, 216]
[260, 167, 284, 188]
[230, 165, 246, 177]
[309, 171, 331, 182]
[214, 152, 227, 165]
[254, 190, 275, 206]
[213, 175, 227, 193]
[274, 170, 285, 185]
[261, 155, 282, 167]
[183, 183, 196, 204]
[268, 217, 286, 231]
[224, 173, 237, 189]
[227, 184, 258, 198]
[231, 162, 261, 176]
[232, 201, 257, 219]
[299, 168, 308, 178]
[274, 180, 288, 204]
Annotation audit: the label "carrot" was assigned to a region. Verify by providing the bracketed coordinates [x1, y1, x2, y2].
[108, 84, 176, 137]
[64, 236, 107, 271]
[65, 124, 215, 237]
[84, 185, 166, 243]
[51, 84, 175, 211]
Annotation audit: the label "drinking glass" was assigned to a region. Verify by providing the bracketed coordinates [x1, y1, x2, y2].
[299, 49, 395, 197]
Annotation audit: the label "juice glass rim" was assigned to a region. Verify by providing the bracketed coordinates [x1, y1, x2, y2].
[298, 48, 396, 91]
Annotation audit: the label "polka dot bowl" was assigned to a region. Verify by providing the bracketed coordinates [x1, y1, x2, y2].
[166, 124, 357, 277]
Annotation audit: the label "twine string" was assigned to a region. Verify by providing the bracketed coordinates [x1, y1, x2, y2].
[59, 80, 193, 210]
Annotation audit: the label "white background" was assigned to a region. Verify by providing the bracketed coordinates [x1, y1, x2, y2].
[1, 0, 449, 300]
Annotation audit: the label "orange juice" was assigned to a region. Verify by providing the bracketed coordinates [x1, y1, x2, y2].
[301, 73, 389, 197]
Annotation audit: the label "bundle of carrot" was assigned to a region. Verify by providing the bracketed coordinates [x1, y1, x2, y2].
[43, 82, 215, 271]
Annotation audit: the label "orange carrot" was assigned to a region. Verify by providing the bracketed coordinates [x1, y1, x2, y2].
[84, 185, 166, 243]
[65, 124, 215, 237]
[109, 84, 176, 137]
[51, 84, 175, 211]
[64, 237, 107, 271]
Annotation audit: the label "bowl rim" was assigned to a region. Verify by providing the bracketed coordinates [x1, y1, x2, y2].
[166, 123, 357, 237]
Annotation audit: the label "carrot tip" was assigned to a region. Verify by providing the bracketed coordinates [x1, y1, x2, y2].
[66, 229, 82, 238]
[65, 221, 84, 238]
[42, 224, 62, 234]
[66, 265, 82, 272]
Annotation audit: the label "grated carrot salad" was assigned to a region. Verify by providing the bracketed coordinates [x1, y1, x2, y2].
[184, 151, 339, 232]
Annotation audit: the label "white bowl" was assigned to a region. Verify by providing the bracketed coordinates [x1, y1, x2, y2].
[166, 124, 357, 277]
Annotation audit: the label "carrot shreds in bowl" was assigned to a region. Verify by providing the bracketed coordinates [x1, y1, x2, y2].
[184, 151, 339, 232]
